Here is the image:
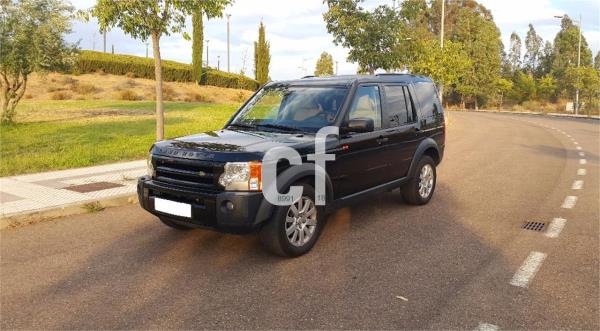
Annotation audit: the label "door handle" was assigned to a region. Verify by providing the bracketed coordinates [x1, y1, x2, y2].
[376, 136, 389, 144]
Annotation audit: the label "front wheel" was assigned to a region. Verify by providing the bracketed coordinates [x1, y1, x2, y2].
[259, 183, 325, 257]
[401, 155, 437, 205]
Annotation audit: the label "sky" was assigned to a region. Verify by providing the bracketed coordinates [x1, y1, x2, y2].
[67, 0, 600, 80]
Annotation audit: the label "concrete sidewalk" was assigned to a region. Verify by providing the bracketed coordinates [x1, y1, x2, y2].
[0, 160, 145, 223]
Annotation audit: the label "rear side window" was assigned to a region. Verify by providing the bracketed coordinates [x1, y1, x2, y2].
[414, 82, 442, 119]
[383, 85, 415, 127]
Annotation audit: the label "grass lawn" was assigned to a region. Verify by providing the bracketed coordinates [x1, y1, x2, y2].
[0, 100, 239, 177]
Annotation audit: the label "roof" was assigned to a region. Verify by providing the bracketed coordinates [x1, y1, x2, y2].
[266, 74, 433, 88]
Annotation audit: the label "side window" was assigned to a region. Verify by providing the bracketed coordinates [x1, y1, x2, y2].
[347, 85, 382, 130]
[383, 85, 416, 127]
[414, 82, 438, 118]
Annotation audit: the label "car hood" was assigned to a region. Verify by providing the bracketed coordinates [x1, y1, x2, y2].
[152, 129, 318, 162]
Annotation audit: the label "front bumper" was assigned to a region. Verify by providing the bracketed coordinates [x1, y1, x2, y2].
[137, 176, 273, 233]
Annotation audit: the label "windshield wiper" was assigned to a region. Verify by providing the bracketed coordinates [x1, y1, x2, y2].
[227, 123, 256, 130]
[256, 123, 303, 133]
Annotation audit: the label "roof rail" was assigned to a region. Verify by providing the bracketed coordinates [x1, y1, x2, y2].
[301, 75, 316, 79]
[375, 73, 411, 76]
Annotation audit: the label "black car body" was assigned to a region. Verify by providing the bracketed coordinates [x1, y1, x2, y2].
[138, 74, 445, 256]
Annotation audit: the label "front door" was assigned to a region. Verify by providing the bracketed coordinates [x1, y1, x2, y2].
[329, 85, 392, 198]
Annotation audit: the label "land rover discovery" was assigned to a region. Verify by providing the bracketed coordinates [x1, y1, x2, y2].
[138, 74, 445, 257]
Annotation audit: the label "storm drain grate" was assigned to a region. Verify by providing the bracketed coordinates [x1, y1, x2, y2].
[522, 221, 546, 231]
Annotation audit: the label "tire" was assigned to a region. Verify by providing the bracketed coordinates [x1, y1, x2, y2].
[401, 155, 437, 205]
[259, 183, 325, 257]
[159, 217, 194, 230]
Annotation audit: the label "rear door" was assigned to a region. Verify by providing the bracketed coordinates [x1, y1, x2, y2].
[381, 84, 421, 178]
[328, 84, 392, 197]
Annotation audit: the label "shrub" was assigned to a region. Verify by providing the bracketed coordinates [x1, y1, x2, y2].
[125, 72, 136, 78]
[50, 91, 71, 100]
[118, 89, 139, 101]
[185, 92, 211, 103]
[75, 50, 259, 90]
[71, 83, 99, 94]
[162, 85, 177, 101]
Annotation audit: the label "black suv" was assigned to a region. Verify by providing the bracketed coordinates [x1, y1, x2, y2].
[138, 74, 445, 256]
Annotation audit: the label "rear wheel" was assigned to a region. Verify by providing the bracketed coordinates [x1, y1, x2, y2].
[259, 183, 325, 257]
[159, 217, 194, 230]
[401, 155, 436, 205]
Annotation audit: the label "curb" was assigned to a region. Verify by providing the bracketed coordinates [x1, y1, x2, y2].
[0, 194, 138, 230]
[450, 109, 600, 120]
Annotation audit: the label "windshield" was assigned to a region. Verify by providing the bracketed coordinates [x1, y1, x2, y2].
[228, 86, 348, 133]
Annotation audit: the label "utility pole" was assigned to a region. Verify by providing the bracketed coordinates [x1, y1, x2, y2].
[226, 14, 231, 72]
[439, 0, 445, 103]
[145, 42, 149, 58]
[103, 28, 106, 53]
[217, 55, 221, 71]
[575, 14, 582, 115]
[206, 39, 210, 68]
[336, 61, 339, 75]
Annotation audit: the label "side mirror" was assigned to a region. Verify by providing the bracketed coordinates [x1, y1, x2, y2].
[344, 117, 374, 133]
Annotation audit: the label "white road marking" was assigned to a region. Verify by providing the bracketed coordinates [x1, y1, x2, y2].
[510, 251, 547, 288]
[572, 180, 584, 190]
[566, 134, 572, 138]
[574, 142, 579, 145]
[545, 218, 567, 238]
[580, 159, 587, 165]
[476, 323, 499, 331]
[578, 152, 585, 157]
[578, 169, 587, 176]
[576, 146, 582, 150]
[561, 196, 577, 209]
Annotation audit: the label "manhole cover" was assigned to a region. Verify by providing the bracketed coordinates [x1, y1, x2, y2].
[522, 221, 545, 231]
[65, 181, 124, 193]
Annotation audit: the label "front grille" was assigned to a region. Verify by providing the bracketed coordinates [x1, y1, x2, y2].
[153, 156, 224, 192]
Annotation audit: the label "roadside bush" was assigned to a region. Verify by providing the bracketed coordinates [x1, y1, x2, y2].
[50, 91, 71, 100]
[185, 92, 211, 103]
[71, 83, 99, 94]
[118, 89, 139, 101]
[75, 50, 259, 90]
[162, 85, 177, 101]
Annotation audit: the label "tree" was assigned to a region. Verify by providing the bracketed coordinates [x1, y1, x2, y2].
[452, 5, 502, 109]
[191, 13, 203, 83]
[507, 32, 522, 74]
[496, 78, 512, 108]
[323, 0, 402, 74]
[564, 66, 600, 113]
[552, 15, 593, 97]
[403, 39, 471, 95]
[538, 41, 554, 77]
[594, 51, 600, 71]
[90, 0, 205, 141]
[314, 52, 334, 76]
[0, 0, 77, 124]
[524, 24, 543, 76]
[537, 74, 557, 102]
[191, 0, 231, 83]
[509, 71, 536, 104]
[253, 21, 270, 85]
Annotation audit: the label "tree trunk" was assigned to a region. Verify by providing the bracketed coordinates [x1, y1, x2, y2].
[474, 97, 479, 110]
[192, 11, 203, 84]
[152, 31, 164, 141]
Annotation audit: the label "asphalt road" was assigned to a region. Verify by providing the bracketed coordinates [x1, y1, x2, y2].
[1, 112, 598, 330]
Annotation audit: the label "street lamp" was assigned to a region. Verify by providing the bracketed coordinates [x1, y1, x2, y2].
[206, 39, 210, 68]
[226, 14, 231, 73]
[554, 14, 582, 115]
[217, 55, 221, 71]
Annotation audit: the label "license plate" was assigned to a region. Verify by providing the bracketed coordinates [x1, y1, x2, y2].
[154, 198, 191, 218]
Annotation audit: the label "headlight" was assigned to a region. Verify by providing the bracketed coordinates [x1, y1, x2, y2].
[147, 153, 155, 177]
[218, 161, 262, 191]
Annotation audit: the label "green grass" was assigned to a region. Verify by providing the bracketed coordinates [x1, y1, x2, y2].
[0, 100, 239, 176]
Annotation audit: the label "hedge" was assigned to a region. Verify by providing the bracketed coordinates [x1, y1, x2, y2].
[75, 50, 259, 90]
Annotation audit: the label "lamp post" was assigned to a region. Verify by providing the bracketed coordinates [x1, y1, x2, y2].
[217, 55, 221, 71]
[206, 39, 210, 68]
[226, 14, 231, 72]
[555, 14, 582, 115]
